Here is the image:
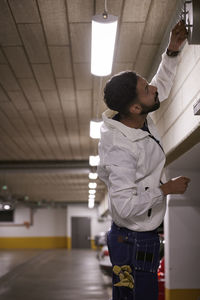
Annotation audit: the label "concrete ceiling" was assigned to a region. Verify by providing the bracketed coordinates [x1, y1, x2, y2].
[0, 0, 179, 206]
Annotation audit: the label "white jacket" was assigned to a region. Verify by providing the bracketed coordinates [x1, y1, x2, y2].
[98, 52, 179, 231]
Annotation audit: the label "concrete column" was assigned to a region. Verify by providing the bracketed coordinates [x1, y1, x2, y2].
[164, 194, 200, 300]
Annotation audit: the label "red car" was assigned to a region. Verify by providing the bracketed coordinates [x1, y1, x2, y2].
[158, 257, 165, 300]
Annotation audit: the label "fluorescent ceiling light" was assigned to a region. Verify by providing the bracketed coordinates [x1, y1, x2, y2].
[88, 198, 95, 204]
[89, 182, 97, 189]
[91, 14, 118, 76]
[4, 204, 11, 210]
[89, 194, 95, 199]
[89, 189, 96, 195]
[88, 202, 94, 209]
[90, 120, 103, 139]
[89, 155, 100, 166]
[88, 198, 95, 209]
[89, 172, 98, 180]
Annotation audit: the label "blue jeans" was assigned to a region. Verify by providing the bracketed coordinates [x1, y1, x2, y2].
[107, 222, 160, 300]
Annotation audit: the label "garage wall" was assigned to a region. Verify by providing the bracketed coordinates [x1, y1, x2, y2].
[0, 204, 112, 250]
[0, 206, 67, 249]
[66, 204, 111, 249]
[151, 43, 200, 156]
[151, 43, 200, 300]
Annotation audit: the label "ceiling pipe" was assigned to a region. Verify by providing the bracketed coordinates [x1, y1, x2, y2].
[0, 160, 90, 174]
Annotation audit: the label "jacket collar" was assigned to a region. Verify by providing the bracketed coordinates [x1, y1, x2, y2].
[102, 109, 157, 142]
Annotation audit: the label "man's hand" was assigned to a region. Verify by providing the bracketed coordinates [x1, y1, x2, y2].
[160, 176, 191, 196]
[168, 20, 188, 52]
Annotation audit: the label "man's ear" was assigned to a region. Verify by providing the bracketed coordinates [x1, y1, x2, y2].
[129, 103, 142, 115]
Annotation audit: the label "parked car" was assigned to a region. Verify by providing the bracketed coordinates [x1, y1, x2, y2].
[94, 231, 107, 248]
[157, 257, 165, 300]
[99, 245, 113, 276]
[98, 234, 165, 300]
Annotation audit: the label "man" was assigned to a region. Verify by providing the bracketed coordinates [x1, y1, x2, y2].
[97, 20, 190, 300]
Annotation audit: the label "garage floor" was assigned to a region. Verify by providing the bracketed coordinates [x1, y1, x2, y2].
[0, 249, 111, 300]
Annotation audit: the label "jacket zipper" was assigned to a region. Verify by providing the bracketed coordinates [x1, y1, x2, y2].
[148, 134, 164, 153]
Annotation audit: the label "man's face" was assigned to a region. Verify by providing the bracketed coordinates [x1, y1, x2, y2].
[136, 76, 160, 114]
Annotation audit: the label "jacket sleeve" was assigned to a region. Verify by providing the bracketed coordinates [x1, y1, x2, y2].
[150, 52, 179, 102]
[104, 145, 165, 219]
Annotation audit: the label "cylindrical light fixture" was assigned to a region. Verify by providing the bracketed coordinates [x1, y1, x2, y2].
[89, 189, 96, 195]
[89, 172, 98, 180]
[89, 155, 100, 166]
[89, 182, 97, 189]
[90, 120, 103, 139]
[88, 198, 95, 209]
[89, 194, 95, 199]
[91, 13, 118, 76]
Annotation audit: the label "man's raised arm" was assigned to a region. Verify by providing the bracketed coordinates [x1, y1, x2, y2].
[150, 20, 188, 102]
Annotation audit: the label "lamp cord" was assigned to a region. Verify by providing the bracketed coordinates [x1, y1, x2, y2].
[104, 0, 108, 13]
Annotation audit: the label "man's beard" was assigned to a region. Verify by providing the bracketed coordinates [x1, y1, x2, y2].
[140, 92, 160, 115]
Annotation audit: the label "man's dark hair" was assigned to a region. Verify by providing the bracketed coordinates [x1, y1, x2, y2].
[104, 71, 138, 116]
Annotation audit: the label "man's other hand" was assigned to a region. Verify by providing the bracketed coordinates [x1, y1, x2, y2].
[160, 176, 191, 196]
[168, 20, 188, 52]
